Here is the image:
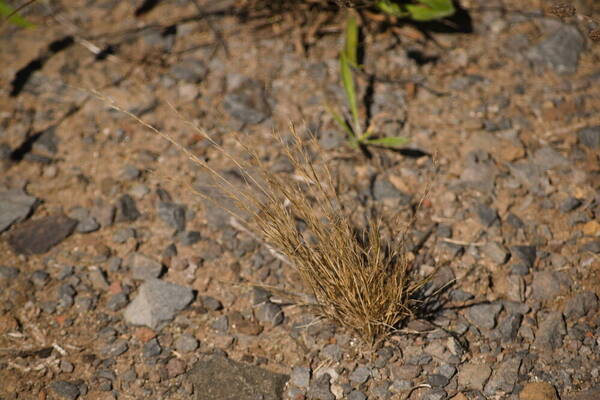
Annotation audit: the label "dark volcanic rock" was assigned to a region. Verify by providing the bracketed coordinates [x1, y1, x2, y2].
[50, 380, 80, 400]
[8, 214, 77, 255]
[186, 353, 289, 400]
[115, 194, 140, 222]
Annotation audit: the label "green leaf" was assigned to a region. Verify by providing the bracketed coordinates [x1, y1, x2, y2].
[0, 1, 35, 28]
[328, 105, 356, 142]
[406, 0, 455, 21]
[363, 136, 409, 148]
[375, 0, 409, 18]
[344, 14, 358, 66]
[340, 50, 361, 136]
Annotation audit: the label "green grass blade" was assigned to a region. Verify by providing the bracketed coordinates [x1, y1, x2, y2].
[341, 15, 361, 136]
[363, 136, 409, 148]
[340, 51, 361, 136]
[406, 0, 455, 21]
[0, 1, 35, 28]
[344, 14, 358, 66]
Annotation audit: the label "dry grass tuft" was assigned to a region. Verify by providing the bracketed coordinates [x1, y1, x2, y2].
[97, 92, 428, 344]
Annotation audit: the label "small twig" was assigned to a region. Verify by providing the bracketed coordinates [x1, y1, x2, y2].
[52, 343, 67, 356]
[440, 238, 485, 247]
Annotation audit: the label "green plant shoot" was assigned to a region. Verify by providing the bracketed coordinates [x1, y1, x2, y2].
[330, 14, 408, 150]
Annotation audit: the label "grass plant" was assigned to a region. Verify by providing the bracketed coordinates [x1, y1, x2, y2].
[98, 91, 429, 344]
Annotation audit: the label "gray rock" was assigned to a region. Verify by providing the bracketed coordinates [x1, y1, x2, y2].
[123, 279, 194, 329]
[460, 151, 498, 193]
[0, 189, 36, 233]
[88, 267, 109, 290]
[178, 230, 201, 246]
[526, 23, 584, 74]
[482, 242, 510, 264]
[0, 265, 19, 280]
[8, 214, 77, 255]
[202, 296, 223, 311]
[143, 338, 162, 358]
[211, 315, 229, 332]
[458, 363, 492, 391]
[321, 343, 342, 362]
[580, 240, 600, 254]
[496, 313, 523, 341]
[174, 334, 199, 353]
[534, 312, 566, 350]
[510, 245, 536, 268]
[532, 146, 569, 169]
[290, 366, 311, 389]
[508, 161, 546, 194]
[255, 302, 283, 326]
[428, 374, 450, 388]
[76, 216, 99, 233]
[483, 356, 521, 395]
[438, 365, 456, 380]
[465, 303, 503, 330]
[223, 78, 271, 125]
[564, 291, 599, 319]
[157, 201, 186, 231]
[120, 164, 141, 181]
[531, 271, 566, 301]
[392, 364, 422, 380]
[374, 346, 394, 368]
[187, 353, 289, 400]
[577, 126, 600, 149]
[348, 390, 367, 400]
[390, 380, 412, 392]
[170, 58, 207, 83]
[112, 227, 136, 244]
[127, 253, 164, 280]
[31, 270, 50, 287]
[106, 293, 128, 311]
[101, 338, 128, 357]
[560, 197, 582, 213]
[33, 127, 59, 154]
[422, 388, 447, 400]
[475, 204, 498, 227]
[371, 380, 391, 399]
[50, 380, 80, 400]
[372, 176, 411, 204]
[57, 284, 75, 308]
[75, 295, 96, 311]
[107, 256, 122, 272]
[252, 286, 271, 305]
[114, 194, 140, 222]
[307, 373, 335, 400]
[60, 360, 74, 373]
[350, 366, 371, 384]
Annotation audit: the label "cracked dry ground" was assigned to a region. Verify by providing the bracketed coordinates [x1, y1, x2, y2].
[1, 1, 600, 400]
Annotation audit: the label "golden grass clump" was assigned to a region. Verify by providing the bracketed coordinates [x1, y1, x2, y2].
[99, 93, 427, 344]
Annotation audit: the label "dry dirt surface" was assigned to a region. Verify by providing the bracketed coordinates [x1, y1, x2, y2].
[1, 1, 600, 399]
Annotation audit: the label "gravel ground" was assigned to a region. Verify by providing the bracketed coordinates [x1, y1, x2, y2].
[1, 1, 600, 400]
